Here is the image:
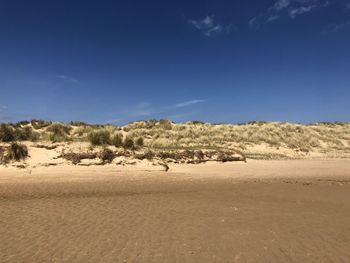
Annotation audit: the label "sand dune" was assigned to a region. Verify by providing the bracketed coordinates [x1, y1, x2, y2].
[1, 160, 350, 262]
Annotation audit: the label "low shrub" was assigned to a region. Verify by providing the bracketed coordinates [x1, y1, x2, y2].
[123, 137, 134, 149]
[16, 120, 30, 126]
[135, 137, 144, 147]
[46, 123, 72, 142]
[158, 119, 172, 130]
[49, 134, 68, 143]
[111, 133, 123, 147]
[88, 130, 111, 146]
[99, 148, 116, 163]
[31, 119, 52, 129]
[0, 124, 15, 142]
[74, 126, 93, 137]
[70, 121, 88, 126]
[47, 123, 72, 135]
[14, 127, 40, 141]
[4, 142, 29, 162]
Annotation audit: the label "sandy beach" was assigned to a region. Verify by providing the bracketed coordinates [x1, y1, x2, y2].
[1, 0, 350, 261]
[1, 160, 350, 262]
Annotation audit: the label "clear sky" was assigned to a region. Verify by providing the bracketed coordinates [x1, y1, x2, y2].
[0, 0, 349, 124]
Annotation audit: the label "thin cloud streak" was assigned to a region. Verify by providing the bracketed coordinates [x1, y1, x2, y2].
[0, 105, 8, 113]
[174, 99, 206, 108]
[323, 21, 350, 33]
[188, 16, 226, 37]
[108, 99, 206, 123]
[289, 5, 317, 19]
[56, 75, 79, 84]
[249, 0, 329, 28]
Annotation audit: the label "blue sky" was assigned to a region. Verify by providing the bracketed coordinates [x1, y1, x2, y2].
[0, 0, 349, 124]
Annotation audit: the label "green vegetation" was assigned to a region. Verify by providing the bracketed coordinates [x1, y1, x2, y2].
[135, 137, 144, 147]
[1, 119, 350, 161]
[0, 124, 39, 142]
[123, 137, 134, 149]
[87, 130, 111, 146]
[1, 142, 29, 162]
[0, 124, 15, 142]
[47, 123, 72, 142]
[70, 121, 88, 126]
[111, 133, 123, 147]
[31, 119, 52, 129]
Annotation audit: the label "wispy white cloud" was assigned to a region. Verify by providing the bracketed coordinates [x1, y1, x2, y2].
[174, 99, 206, 108]
[107, 99, 206, 124]
[289, 5, 317, 18]
[273, 0, 291, 11]
[249, 0, 329, 28]
[188, 16, 225, 37]
[322, 21, 350, 33]
[56, 74, 79, 84]
[267, 15, 281, 22]
[0, 105, 8, 113]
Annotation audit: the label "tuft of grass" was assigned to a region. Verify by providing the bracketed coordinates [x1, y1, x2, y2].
[3, 142, 29, 162]
[123, 137, 134, 149]
[16, 120, 30, 126]
[88, 130, 111, 146]
[135, 137, 144, 147]
[70, 121, 88, 126]
[0, 124, 16, 142]
[46, 123, 72, 142]
[31, 119, 52, 129]
[111, 133, 123, 147]
[15, 126, 40, 141]
[158, 119, 173, 130]
[47, 123, 72, 135]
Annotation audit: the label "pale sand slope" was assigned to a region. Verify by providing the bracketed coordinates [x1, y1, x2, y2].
[1, 160, 350, 262]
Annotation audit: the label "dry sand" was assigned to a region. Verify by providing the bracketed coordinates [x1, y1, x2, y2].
[1, 160, 350, 262]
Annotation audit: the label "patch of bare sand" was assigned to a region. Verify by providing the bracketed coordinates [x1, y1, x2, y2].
[1, 160, 350, 262]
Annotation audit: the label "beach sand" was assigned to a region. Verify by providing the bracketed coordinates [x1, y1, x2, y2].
[1, 160, 350, 262]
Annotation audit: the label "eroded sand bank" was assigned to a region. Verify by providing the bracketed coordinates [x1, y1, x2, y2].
[1, 160, 350, 262]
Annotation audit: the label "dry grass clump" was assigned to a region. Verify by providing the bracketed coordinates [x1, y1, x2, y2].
[123, 137, 134, 149]
[0, 124, 16, 142]
[0, 124, 40, 142]
[46, 123, 72, 142]
[1, 120, 349, 161]
[70, 121, 88, 126]
[0, 142, 29, 163]
[88, 130, 111, 146]
[73, 126, 94, 137]
[117, 121, 350, 158]
[135, 137, 144, 146]
[87, 129, 143, 150]
[46, 123, 72, 134]
[14, 127, 40, 141]
[31, 119, 52, 129]
[111, 133, 123, 147]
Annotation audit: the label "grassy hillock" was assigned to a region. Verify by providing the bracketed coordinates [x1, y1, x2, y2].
[1, 120, 350, 160]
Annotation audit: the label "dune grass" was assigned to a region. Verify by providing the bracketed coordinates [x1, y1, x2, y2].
[1, 119, 349, 159]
